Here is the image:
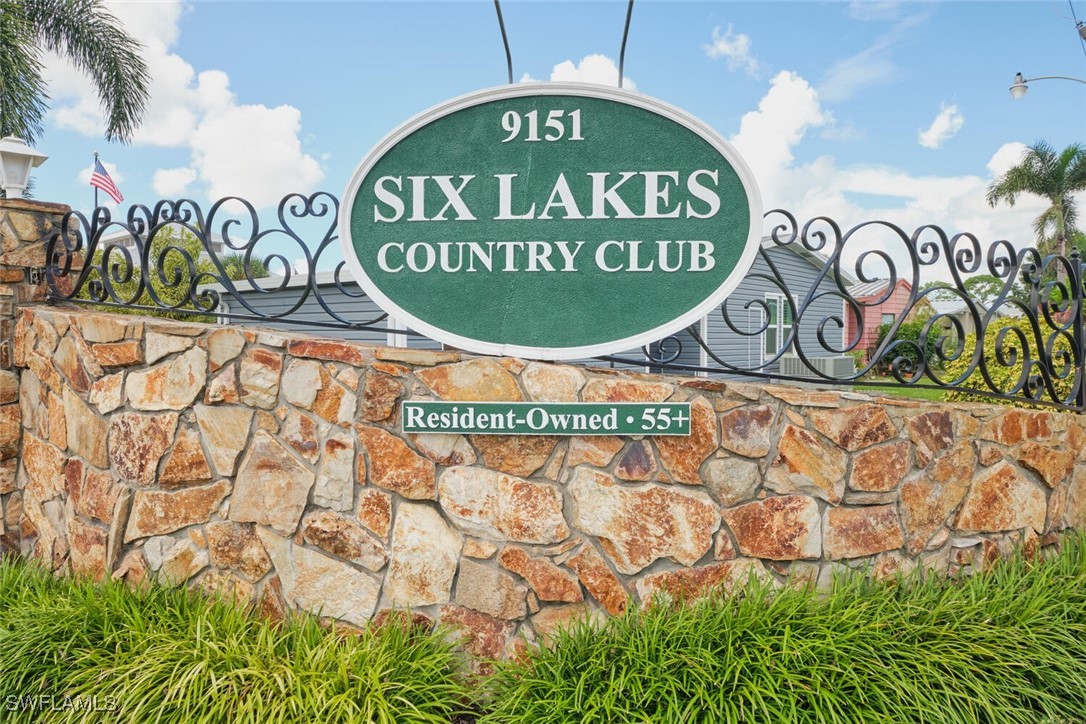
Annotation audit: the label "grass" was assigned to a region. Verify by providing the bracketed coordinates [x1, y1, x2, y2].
[481, 536, 1086, 723]
[0, 558, 473, 723]
[854, 383, 947, 401]
[4, 535, 1086, 723]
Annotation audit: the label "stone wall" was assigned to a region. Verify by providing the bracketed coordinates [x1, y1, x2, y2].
[5, 302, 1086, 663]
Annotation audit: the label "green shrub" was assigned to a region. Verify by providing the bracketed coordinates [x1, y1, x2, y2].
[943, 316, 1076, 408]
[483, 535, 1086, 724]
[874, 319, 941, 375]
[6, 535, 1086, 723]
[873, 319, 942, 377]
[78, 227, 269, 322]
[0, 559, 472, 723]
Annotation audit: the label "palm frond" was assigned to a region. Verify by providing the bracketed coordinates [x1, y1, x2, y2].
[0, 0, 48, 142]
[988, 141, 1086, 248]
[22, 0, 149, 143]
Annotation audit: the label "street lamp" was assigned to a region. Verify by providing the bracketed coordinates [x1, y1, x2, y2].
[1009, 71, 1086, 99]
[0, 137, 48, 196]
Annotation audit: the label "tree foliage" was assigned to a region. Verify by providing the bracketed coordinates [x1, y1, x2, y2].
[875, 319, 941, 374]
[986, 141, 1086, 256]
[920, 274, 1013, 310]
[0, 0, 149, 144]
[943, 316, 1075, 408]
[82, 227, 269, 321]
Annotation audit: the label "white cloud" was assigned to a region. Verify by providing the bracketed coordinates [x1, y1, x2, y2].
[730, 71, 831, 198]
[918, 104, 964, 149]
[818, 41, 900, 102]
[152, 167, 197, 197]
[522, 54, 635, 89]
[704, 25, 761, 77]
[726, 70, 1061, 282]
[820, 121, 864, 142]
[987, 142, 1028, 177]
[41, 0, 324, 208]
[817, 10, 929, 102]
[191, 102, 323, 207]
[847, 1, 901, 21]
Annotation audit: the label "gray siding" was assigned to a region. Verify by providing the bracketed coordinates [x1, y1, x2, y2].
[212, 245, 844, 370]
[705, 246, 845, 373]
[215, 281, 440, 349]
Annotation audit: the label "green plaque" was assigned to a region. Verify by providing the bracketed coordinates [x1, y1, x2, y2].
[341, 83, 761, 360]
[401, 401, 691, 436]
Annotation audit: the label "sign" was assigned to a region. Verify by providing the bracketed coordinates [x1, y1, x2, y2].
[401, 401, 691, 436]
[341, 83, 761, 360]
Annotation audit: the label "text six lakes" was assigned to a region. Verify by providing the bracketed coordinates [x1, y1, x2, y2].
[368, 169, 738, 274]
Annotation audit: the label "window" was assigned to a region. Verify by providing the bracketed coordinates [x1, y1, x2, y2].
[881, 313, 895, 325]
[763, 294, 794, 360]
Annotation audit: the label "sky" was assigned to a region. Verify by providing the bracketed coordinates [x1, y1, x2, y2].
[28, 0, 1086, 278]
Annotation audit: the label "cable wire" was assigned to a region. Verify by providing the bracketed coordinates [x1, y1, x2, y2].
[618, 0, 635, 89]
[1070, 0, 1086, 63]
[494, 0, 513, 84]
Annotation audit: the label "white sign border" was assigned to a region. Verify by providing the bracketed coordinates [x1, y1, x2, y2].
[339, 82, 763, 361]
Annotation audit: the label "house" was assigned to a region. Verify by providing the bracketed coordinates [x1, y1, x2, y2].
[96, 228, 229, 260]
[199, 236, 857, 379]
[845, 279, 934, 363]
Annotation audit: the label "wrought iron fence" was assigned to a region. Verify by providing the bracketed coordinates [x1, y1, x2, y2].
[44, 193, 1086, 412]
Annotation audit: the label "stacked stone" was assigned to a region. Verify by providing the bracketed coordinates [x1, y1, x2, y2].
[0, 199, 70, 557]
[8, 304, 1086, 665]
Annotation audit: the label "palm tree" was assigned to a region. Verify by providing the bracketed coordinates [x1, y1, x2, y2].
[986, 141, 1086, 259]
[0, 0, 149, 144]
[222, 252, 270, 282]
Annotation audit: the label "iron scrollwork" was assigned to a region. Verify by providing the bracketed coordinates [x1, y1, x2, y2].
[45, 196, 1086, 412]
[45, 193, 408, 336]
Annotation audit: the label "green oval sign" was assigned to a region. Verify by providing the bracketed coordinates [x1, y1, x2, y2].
[340, 83, 761, 360]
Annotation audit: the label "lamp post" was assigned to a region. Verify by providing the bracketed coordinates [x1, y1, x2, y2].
[0, 137, 48, 197]
[1009, 71, 1086, 99]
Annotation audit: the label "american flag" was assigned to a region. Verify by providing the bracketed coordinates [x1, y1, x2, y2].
[90, 159, 124, 204]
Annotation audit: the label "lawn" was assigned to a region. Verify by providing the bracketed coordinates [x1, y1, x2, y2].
[3, 534, 1086, 722]
[854, 383, 948, 402]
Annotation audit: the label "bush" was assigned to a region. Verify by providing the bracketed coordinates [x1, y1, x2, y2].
[943, 316, 1076, 408]
[6, 535, 1086, 722]
[483, 536, 1086, 723]
[0, 559, 472, 723]
[874, 319, 940, 375]
[77, 227, 269, 322]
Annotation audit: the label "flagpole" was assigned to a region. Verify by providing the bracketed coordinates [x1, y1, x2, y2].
[93, 151, 99, 209]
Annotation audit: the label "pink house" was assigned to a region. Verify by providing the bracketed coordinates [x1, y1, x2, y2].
[845, 279, 931, 361]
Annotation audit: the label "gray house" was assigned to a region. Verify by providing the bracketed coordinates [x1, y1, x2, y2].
[201, 236, 855, 378]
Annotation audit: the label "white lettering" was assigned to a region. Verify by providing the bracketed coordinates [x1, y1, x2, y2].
[538, 173, 585, 220]
[408, 175, 428, 222]
[466, 242, 493, 272]
[377, 242, 404, 273]
[406, 242, 436, 272]
[658, 240, 685, 272]
[526, 407, 548, 430]
[432, 175, 477, 221]
[596, 240, 625, 272]
[554, 240, 585, 272]
[685, 169, 720, 219]
[495, 173, 537, 220]
[373, 176, 404, 222]
[495, 241, 526, 271]
[642, 171, 681, 218]
[689, 240, 715, 271]
[626, 240, 654, 272]
[526, 241, 556, 272]
[588, 172, 638, 219]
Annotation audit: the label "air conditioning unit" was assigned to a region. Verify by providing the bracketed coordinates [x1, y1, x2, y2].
[779, 355, 855, 378]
